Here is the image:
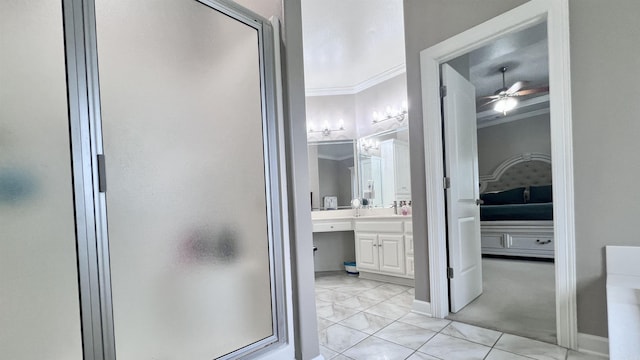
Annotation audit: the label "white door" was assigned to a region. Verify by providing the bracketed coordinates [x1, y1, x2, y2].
[356, 233, 379, 271]
[442, 64, 483, 313]
[378, 234, 405, 275]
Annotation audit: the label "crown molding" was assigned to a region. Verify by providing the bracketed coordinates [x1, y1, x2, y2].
[305, 63, 406, 97]
[477, 107, 550, 129]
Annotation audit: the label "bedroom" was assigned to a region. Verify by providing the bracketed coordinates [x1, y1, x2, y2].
[442, 21, 557, 343]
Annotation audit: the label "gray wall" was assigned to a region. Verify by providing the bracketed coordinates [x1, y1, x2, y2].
[233, 0, 282, 20]
[403, 0, 528, 308]
[404, 0, 640, 338]
[477, 115, 551, 175]
[318, 158, 353, 207]
[313, 232, 357, 272]
[570, 0, 640, 338]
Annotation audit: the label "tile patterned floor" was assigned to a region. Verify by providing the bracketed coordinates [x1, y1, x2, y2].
[315, 272, 603, 360]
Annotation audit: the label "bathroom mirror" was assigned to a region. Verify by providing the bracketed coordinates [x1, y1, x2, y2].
[308, 140, 358, 211]
[357, 126, 411, 208]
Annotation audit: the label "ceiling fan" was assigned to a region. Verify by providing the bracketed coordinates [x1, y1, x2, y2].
[477, 66, 549, 115]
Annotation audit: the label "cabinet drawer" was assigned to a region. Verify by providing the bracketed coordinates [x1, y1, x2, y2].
[509, 234, 554, 251]
[355, 221, 403, 233]
[481, 234, 505, 249]
[312, 221, 352, 232]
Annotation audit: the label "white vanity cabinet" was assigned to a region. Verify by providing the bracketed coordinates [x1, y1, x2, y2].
[355, 219, 413, 279]
[380, 139, 411, 202]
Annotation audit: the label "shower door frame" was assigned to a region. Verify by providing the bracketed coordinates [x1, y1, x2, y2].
[62, 0, 288, 359]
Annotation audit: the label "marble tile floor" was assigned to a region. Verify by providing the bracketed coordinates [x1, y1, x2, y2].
[315, 272, 603, 360]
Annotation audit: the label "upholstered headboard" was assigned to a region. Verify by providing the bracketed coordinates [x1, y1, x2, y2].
[479, 153, 552, 193]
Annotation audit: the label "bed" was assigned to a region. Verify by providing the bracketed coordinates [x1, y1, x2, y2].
[479, 153, 554, 259]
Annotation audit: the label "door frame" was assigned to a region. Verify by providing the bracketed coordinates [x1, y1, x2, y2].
[419, 0, 577, 349]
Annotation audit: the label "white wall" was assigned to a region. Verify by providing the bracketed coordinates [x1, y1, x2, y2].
[305, 73, 409, 140]
[477, 114, 551, 175]
[305, 94, 357, 141]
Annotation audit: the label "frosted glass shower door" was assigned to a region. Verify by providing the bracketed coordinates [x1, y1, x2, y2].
[0, 1, 83, 359]
[94, 1, 278, 359]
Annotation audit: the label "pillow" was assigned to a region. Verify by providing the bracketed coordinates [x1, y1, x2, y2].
[480, 187, 526, 205]
[529, 185, 553, 203]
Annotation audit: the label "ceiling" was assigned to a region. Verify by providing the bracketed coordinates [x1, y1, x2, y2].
[301, 2, 549, 125]
[458, 21, 550, 125]
[301, 0, 406, 92]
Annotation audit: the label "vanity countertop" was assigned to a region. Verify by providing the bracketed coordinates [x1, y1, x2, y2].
[311, 208, 412, 226]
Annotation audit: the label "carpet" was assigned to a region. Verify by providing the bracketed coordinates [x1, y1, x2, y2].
[446, 257, 556, 344]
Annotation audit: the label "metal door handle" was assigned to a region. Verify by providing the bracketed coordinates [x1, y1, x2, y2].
[536, 239, 552, 245]
[476, 199, 484, 205]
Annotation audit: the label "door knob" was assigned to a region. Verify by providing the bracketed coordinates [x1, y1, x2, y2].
[475, 199, 484, 205]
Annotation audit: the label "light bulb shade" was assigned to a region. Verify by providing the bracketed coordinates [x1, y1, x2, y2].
[494, 97, 518, 113]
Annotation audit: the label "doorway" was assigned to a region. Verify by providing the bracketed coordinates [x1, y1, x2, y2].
[419, 0, 577, 349]
[441, 22, 557, 343]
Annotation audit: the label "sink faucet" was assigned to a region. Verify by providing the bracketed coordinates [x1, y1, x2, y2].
[391, 201, 398, 215]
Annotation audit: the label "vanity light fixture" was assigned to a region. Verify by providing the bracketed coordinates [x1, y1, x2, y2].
[308, 119, 345, 137]
[360, 139, 379, 153]
[372, 101, 408, 125]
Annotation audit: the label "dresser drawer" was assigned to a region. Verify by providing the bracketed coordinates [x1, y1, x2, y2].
[481, 234, 505, 249]
[312, 221, 352, 232]
[509, 234, 554, 251]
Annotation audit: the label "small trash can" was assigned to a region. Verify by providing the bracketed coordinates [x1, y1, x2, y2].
[344, 261, 358, 275]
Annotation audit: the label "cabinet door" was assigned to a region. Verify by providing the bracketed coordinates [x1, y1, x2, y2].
[356, 233, 379, 271]
[379, 234, 405, 275]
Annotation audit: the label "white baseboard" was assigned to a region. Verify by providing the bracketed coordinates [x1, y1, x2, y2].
[311, 356, 325, 360]
[358, 271, 415, 287]
[578, 333, 609, 358]
[412, 299, 432, 316]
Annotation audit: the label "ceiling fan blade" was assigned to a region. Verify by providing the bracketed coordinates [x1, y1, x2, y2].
[506, 81, 526, 94]
[477, 94, 501, 101]
[514, 86, 550, 96]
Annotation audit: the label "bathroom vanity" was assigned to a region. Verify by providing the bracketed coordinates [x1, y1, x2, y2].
[312, 209, 414, 286]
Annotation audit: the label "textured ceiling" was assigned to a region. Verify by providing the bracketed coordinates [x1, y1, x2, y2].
[301, 0, 406, 91]
[469, 22, 549, 99]
[466, 22, 550, 123]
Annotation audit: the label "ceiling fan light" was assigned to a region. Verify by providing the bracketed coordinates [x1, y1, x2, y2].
[494, 97, 518, 113]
